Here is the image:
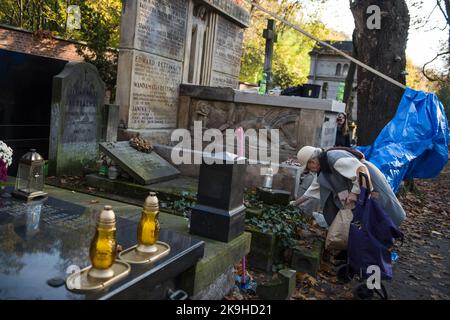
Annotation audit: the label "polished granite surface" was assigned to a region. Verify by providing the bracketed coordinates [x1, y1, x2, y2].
[0, 191, 204, 299]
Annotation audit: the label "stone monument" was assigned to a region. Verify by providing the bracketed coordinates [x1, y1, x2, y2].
[49, 62, 105, 176]
[115, 0, 250, 143]
[190, 152, 246, 242]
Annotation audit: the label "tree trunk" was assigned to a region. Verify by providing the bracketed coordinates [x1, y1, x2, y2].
[350, 0, 409, 146]
[343, 31, 357, 121]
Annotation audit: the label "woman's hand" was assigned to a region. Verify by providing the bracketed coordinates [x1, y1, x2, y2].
[345, 192, 358, 207]
[290, 196, 308, 206]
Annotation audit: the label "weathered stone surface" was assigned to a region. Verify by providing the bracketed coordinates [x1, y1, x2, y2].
[120, 0, 188, 61]
[212, 15, 243, 77]
[49, 62, 105, 176]
[210, 71, 240, 88]
[117, 50, 183, 130]
[179, 84, 235, 101]
[279, 268, 297, 298]
[85, 174, 197, 210]
[246, 227, 281, 272]
[99, 141, 179, 185]
[290, 240, 324, 277]
[256, 187, 291, 206]
[191, 266, 235, 300]
[179, 231, 251, 297]
[256, 269, 296, 300]
[116, 0, 188, 133]
[210, 15, 243, 89]
[201, 0, 250, 27]
[102, 104, 120, 142]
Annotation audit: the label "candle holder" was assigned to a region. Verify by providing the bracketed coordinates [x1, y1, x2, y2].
[65, 206, 131, 293]
[118, 193, 170, 264]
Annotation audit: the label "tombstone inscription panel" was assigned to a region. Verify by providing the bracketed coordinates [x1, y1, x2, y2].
[212, 15, 243, 77]
[134, 0, 188, 61]
[129, 51, 183, 129]
[210, 71, 240, 88]
[210, 15, 243, 88]
[99, 141, 179, 185]
[49, 62, 105, 176]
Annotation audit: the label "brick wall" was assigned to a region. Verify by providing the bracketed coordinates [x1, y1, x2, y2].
[0, 24, 84, 61]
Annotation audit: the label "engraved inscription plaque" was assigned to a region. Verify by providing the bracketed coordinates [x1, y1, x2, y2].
[135, 0, 188, 61]
[129, 51, 183, 129]
[100, 141, 180, 185]
[212, 15, 243, 77]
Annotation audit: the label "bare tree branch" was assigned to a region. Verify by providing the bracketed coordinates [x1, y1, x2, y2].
[422, 50, 450, 82]
[437, 0, 449, 22]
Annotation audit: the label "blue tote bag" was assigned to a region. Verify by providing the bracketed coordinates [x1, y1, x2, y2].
[348, 173, 404, 280]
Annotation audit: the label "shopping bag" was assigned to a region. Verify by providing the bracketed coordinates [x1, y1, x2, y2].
[325, 208, 353, 251]
[347, 173, 404, 280]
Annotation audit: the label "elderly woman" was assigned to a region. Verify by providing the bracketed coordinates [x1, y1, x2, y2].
[291, 146, 406, 227]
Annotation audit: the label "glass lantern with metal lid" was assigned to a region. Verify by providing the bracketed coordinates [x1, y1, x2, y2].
[13, 149, 48, 201]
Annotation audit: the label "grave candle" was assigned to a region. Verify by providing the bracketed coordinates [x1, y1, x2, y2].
[88, 205, 117, 279]
[136, 192, 160, 253]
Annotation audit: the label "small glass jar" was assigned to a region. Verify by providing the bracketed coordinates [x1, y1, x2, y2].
[108, 164, 119, 180]
[262, 166, 274, 189]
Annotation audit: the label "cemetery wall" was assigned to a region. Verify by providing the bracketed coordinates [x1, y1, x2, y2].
[0, 24, 83, 62]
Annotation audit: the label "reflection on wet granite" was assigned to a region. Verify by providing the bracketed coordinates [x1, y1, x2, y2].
[0, 195, 204, 299]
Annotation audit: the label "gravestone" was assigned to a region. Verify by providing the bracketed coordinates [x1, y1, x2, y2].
[116, 0, 188, 139]
[0, 49, 67, 176]
[190, 152, 246, 242]
[99, 141, 179, 185]
[115, 0, 249, 142]
[49, 62, 105, 176]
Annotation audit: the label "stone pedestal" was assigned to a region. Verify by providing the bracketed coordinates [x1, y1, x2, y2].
[256, 187, 291, 206]
[190, 154, 246, 242]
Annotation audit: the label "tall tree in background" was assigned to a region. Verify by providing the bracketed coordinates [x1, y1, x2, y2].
[350, 0, 410, 146]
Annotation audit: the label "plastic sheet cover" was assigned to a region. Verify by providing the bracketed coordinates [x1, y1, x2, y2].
[358, 88, 449, 193]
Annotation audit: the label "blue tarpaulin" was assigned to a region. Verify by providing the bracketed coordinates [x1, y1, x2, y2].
[358, 87, 449, 193]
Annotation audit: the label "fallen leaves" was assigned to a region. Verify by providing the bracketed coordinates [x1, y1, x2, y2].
[296, 272, 318, 287]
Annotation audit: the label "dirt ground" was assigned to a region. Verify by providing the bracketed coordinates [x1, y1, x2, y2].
[227, 164, 450, 300]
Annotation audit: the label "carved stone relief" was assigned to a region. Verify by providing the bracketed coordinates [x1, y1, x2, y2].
[189, 100, 301, 151]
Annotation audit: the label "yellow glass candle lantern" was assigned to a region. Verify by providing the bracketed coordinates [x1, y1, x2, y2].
[136, 192, 160, 253]
[88, 205, 117, 279]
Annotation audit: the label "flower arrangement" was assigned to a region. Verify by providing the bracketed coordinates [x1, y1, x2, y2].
[0, 141, 13, 183]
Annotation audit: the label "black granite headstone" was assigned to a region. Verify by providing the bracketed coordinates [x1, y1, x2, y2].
[0, 49, 67, 176]
[190, 153, 246, 242]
